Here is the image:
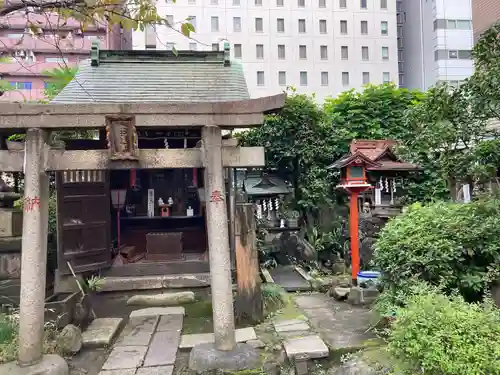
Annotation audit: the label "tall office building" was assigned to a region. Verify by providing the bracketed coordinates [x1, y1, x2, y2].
[401, 0, 474, 91]
[0, 12, 131, 102]
[132, 0, 399, 102]
[472, 0, 500, 42]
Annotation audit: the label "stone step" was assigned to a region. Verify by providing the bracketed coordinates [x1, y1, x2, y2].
[179, 327, 257, 349]
[82, 318, 124, 348]
[127, 291, 196, 307]
[99, 273, 210, 292]
[283, 335, 329, 360]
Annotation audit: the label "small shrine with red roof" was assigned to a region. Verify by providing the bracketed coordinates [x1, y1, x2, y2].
[330, 139, 420, 217]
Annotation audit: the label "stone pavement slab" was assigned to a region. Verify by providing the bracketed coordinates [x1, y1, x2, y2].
[136, 366, 174, 375]
[273, 319, 310, 333]
[130, 307, 185, 318]
[157, 314, 183, 332]
[143, 330, 181, 366]
[82, 318, 123, 347]
[284, 335, 329, 360]
[293, 293, 374, 351]
[99, 370, 136, 375]
[179, 327, 257, 349]
[101, 345, 148, 370]
[115, 316, 159, 346]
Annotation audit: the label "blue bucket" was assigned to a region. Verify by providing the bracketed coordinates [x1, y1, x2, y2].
[357, 271, 381, 285]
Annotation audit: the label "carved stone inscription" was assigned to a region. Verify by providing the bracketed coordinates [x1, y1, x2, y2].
[106, 115, 139, 161]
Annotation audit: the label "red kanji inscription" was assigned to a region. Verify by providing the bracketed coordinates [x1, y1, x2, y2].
[23, 196, 41, 212]
[210, 190, 224, 202]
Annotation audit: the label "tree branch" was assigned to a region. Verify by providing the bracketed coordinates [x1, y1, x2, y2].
[0, 0, 84, 16]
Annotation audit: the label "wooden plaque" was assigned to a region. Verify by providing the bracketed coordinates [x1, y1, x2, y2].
[105, 115, 139, 161]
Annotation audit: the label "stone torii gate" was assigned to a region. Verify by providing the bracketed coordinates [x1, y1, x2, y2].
[0, 97, 284, 374]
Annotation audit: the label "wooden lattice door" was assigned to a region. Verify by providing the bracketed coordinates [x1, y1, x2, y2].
[56, 170, 112, 275]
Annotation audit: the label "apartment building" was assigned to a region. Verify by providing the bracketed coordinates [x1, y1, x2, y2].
[472, 0, 500, 41]
[0, 12, 131, 102]
[132, 0, 399, 102]
[401, 0, 474, 91]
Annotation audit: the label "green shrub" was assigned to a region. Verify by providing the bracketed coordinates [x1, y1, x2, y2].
[261, 283, 290, 315]
[374, 199, 500, 301]
[388, 291, 500, 375]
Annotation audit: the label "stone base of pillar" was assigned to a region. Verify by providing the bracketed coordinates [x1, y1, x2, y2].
[0, 354, 68, 375]
[188, 342, 261, 374]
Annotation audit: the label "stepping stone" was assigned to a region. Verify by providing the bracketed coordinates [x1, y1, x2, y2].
[143, 330, 181, 367]
[179, 327, 257, 349]
[284, 335, 329, 360]
[127, 291, 195, 306]
[99, 370, 136, 375]
[130, 306, 185, 318]
[83, 318, 123, 347]
[101, 345, 148, 370]
[115, 316, 159, 347]
[273, 319, 310, 333]
[136, 366, 174, 375]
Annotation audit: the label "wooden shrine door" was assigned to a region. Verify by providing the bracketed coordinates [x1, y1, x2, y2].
[56, 170, 112, 275]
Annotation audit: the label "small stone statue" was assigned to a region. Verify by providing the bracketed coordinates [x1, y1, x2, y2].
[363, 202, 372, 215]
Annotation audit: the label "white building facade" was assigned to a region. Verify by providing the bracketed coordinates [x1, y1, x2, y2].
[132, 0, 399, 102]
[401, 0, 474, 91]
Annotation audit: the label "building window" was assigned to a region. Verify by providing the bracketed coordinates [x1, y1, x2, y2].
[278, 71, 287, 86]
[380, 0, 387, 9]
[257, 71, 265, 86]
[362, 72, 370, 84]
[300, 71, 308, 86]
[447, 20, 457, 29]
[298, 19, 306, 33]
[255, 18, 264, 33]
[233, 0, 240, 5]
[277, 18, 285, 32]
[361, 20, 368, 34]
[189, 16, 197, 29]
[277, 0, 284, 6]
[457, 20, 472, 29]
[339, 0, 346, 8]
[211, 16, 219, 32]
[458, 50, 471, 59]
[188, 0, 196, 4]
[341, 45, 348, 60]
[362, 46, 369, 60]
[320, 45, 328, 59]
[299, 45, 307, 59]
[256, 44, 264, 59]
[298, 0, 305, 7]
[340, 20, 348, 34]
[255, 0, 262, 5]
[319, 20, 327, 34]
[321, 71, 329, 86]
[319, 0, 326, 7]
[9, 82, 32, 90]
[166, 14, 174, 26]
[233, 17, 241, 32]
[44, 57, 68, 63]
[212, 43, 219, 51]
[360, 0, 367, 9]
[434, 49, 472, 60]
[278, 44, 286, 59]
[381, 21, 388, 35]
[342, 72, 349, 86]
[255, 18, 264, 32]
[189, 43, 197, 50]
[234, 44, 242, 58]
[211, 0, 218, 4]
[383, 72, 391, 83]
[382, 46, 389, 60]
[449, 50, 458, 59]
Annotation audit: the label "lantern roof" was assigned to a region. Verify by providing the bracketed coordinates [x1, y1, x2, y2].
[329, 139, 420, 172]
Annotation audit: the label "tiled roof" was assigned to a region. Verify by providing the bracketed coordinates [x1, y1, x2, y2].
[244, 173, 292, 196]
[52, 44, 250, 104]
